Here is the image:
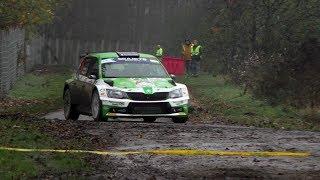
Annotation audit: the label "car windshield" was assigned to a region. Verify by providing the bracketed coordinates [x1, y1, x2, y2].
[102, 58, 169, 78]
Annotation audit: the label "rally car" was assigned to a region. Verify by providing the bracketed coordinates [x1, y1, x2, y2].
[63, 52, 190, 123]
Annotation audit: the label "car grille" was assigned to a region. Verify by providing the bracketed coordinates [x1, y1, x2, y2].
[127, 92, 169, 101]
[128, 102, 170, 114]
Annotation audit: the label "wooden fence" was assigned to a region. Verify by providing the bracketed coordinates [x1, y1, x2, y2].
[40, 38, 152, 67]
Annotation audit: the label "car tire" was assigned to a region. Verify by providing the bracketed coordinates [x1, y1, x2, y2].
[64, 89, 80, 121]
[143, 117, 157, 123]
[91, 90, 108, 122]
[172, 117, 188, 123]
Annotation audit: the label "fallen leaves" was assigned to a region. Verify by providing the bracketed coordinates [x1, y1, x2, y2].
[0, 98, 40, 110]
[189, 90, 221, 124]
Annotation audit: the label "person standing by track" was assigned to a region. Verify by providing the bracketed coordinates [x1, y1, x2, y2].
[182, 39, 192, 76]
[191, 40, 203, 76]
[155, 45, 164, 61]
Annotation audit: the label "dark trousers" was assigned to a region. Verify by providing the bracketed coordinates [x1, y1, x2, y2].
[185, 60, 192, 75]
[191, 57, 201, 75]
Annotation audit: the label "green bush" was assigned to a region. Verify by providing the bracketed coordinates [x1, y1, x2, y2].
[0, 0, 64, 29]
[199, 0, 320, 109]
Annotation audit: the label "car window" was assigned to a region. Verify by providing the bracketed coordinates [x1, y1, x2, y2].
[102, 60, 169, 78]
[87, 60, 99, 77]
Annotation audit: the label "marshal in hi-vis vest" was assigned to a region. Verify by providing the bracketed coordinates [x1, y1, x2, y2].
[156, 48, 164, 57]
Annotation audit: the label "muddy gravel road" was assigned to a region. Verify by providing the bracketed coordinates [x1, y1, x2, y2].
[41, 110, 320, 179]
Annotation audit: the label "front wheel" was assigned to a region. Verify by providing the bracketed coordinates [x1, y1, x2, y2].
[91, 91, 108, 122]
[64, 89, 80, 121]
[172, 117, 188, 123]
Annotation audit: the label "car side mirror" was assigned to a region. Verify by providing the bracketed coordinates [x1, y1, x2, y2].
[79, 53, 88, 59]
[89, 74, 97, 80]
[170, 74, 176, 81]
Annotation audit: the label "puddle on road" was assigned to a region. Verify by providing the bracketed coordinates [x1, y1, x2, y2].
[44, 110, 92, 121]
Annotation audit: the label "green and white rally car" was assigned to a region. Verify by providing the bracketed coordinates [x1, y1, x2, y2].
[63, 52, 190, 123]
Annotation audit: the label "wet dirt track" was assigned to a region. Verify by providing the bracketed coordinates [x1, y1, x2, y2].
[41, 111, 320, 179]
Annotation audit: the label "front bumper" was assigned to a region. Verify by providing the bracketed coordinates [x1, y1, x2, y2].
[100, 97, 189, 118]
[106, 112, 187, 118]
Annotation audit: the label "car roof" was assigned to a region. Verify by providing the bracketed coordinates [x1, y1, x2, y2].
[88, 52, 157, 60]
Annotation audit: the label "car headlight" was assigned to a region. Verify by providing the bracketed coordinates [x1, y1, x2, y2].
[107, 89, 128, 99]
[169, 89, 183, 99]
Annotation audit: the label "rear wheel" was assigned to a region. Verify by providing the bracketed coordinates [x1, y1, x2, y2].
[64, 89, 80, 121]
[143, 117, 157, 123]
[172, 117, 188, 123]
[91, 91, 108, 122]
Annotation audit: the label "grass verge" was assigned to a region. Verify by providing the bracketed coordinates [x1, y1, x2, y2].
[1, 66, 71, 116]
[179, 75, 320, 131]
[0, 66, 92, 179]
[0, 119, 92, 179]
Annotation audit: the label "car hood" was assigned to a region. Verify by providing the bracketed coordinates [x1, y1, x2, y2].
[104, 78, 175, 91]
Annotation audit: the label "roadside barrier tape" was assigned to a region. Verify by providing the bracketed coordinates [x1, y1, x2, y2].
[146, 149, 311, 157]
[0, 147, 311, 158]
[0, 147, 140, 156]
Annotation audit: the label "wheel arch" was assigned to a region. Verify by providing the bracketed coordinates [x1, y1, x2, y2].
[63, 83, 75, 104]
[63, 84, 70, 97]
[90, 86, 99, 103]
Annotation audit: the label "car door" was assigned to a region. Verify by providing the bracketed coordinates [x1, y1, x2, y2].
[75, 58, 91, 106]
[82, 58, 99, 108]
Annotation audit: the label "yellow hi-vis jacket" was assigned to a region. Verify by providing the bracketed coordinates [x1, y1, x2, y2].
[156, 48, 164, 57]
[191, 45, 202, 56]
